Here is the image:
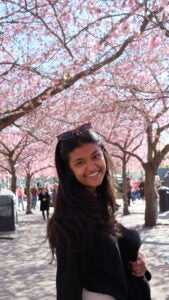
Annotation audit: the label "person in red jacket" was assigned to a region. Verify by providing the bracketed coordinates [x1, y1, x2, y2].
[17, 186, 26, 211]
[133, 181, 141, 201]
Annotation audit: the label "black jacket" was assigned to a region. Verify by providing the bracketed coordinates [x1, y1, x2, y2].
[118, 225, 151, 300]
[56, 225, 151, 300]
[39, 192, 50, 211]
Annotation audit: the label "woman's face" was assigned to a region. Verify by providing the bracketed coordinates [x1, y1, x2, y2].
[68, 143, 106, 192]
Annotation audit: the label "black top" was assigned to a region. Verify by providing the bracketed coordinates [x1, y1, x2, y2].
[56, 225, 151, 300]
[39, 192, 50, 211]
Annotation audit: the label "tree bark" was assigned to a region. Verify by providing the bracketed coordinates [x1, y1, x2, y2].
[144, 166, 157, 226]
[122, 160, 130, 215]
[25, 173, 32, 214]
[11, 172, 17, 194]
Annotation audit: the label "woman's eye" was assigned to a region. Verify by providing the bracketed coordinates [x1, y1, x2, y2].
[94, 153, 102, 159]
[76, 160, 84, 166]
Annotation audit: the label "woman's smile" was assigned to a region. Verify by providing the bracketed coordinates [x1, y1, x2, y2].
[86, 171, 99, 177]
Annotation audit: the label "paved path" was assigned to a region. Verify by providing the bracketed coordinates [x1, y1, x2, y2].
[0, 200, 169, 300]
[0, 209, 56, 300]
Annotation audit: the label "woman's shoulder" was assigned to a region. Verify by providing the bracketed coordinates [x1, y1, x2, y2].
[56, 228, 93, 258]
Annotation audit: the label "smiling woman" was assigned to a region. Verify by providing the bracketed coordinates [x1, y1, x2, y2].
[47, 123, 152, 300]
[69, 143, 106, 193]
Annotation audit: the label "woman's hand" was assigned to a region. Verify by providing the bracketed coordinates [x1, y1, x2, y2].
[129, 252, 147, 277]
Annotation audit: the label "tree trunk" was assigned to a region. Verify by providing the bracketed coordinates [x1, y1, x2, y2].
[144, 167, 158, 227]
[25, 173, 32, 214]
[11, 172, 17, 194]
[122, 160, 130, 215]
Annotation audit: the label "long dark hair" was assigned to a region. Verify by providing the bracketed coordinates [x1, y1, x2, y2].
[47, 128, 120, 258]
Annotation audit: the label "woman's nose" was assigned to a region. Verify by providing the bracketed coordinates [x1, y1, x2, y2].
[86, 160, 97, 171]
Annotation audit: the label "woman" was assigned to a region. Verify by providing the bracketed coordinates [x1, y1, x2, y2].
[47, 123, 151, 300]
[39, 187, 50, 220]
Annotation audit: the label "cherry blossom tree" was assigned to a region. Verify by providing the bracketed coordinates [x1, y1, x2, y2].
[0, 132, 31, 192]
[95, 93, 169, 226]
[0, 129, 54, 183]
[0, 1, 169, 227]
[98, 107, 144, 216]
[0, 1, 169, 130]
[21, 161, 55, 214]
[0, 127, 56, 214]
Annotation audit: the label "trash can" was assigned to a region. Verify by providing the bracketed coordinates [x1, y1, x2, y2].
[166, 190, 169, 211]
[0, 195, 15, 231]
[158, 186, 169, 213]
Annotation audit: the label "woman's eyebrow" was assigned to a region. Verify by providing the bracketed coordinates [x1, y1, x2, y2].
[74, 150, 101, 162]
[74, 157, 84, 162]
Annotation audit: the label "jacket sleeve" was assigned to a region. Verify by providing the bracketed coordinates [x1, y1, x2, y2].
[56, 242, 87, 300]
[118, 224, 141, 261]
[119, 224, 152, 280]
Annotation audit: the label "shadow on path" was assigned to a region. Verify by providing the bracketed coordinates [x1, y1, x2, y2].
[0, 210, 56, 300]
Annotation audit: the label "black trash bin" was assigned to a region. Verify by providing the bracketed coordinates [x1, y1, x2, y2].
[0, 195, 15, 231]
[158, 186, 169, 213]
[166, 190, 169, 210]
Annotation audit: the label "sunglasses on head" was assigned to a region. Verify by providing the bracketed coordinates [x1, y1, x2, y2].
[57, 123, 92, 142]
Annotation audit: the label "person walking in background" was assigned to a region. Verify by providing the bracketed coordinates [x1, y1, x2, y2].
[163, 171, 169, 187]
[51, 182, 58, 207]
[127, 177, 133, 206]
[45, 182, 51, 193]
[17, 186, 26, 211]
[47, 123, 151, 300]
[39, 187, 50, 220]
[154, 172, 161, 189]
[132, 181, 140, 201]
[31, 184, 39, 209]
[139, 177, 145, 200]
